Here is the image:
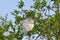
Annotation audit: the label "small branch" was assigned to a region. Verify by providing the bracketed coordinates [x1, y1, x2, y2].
[28, 35, 31, 40]
[35, 34, 41, 40]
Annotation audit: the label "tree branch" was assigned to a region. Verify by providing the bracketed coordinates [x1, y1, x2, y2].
[35, 34, 41, 40]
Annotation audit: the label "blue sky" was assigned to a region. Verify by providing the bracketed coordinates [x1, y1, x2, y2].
[0, 0, 33, 15]
[0, 0, 19, 16]
[0, 0, 19, 21]
[0, 0, 33, 20]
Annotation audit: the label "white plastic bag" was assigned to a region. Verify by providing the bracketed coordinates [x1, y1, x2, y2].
[20, 17, 34, 33]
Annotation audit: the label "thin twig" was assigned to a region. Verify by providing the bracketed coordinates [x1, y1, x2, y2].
[35, 34, 41, 40]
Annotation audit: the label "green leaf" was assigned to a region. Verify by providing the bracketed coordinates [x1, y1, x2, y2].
[15, 16, 21, 24]
[18, 0, 24, 8]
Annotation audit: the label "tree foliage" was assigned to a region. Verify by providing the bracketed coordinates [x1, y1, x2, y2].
[0, 0, 60, 40]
